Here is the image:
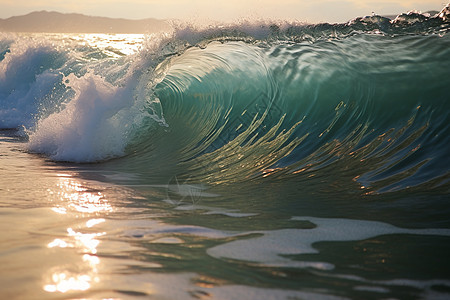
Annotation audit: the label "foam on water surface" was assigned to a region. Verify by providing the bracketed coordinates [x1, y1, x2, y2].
[208, 217, 450, 269]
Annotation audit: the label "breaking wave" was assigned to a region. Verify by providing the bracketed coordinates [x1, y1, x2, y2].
[0, 5, 449, 191]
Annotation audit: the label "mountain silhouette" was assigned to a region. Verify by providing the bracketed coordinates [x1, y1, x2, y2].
[0, 11, 171, 33]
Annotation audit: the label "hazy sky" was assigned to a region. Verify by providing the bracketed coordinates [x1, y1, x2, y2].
[0, 0, 446, 23]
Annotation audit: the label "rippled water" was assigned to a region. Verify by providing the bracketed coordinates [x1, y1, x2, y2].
[1, 7, 450, 299]
[2, 129, 450, 299]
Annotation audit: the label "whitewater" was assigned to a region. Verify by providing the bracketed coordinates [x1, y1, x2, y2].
[1, 6, 449, 299]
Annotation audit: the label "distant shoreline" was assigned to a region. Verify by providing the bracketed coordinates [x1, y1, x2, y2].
[0, 9, 443, 34]
[0, 11, 171, 34]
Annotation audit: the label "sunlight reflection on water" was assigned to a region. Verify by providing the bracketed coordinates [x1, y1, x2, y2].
[53, 176, 113, 214]
[43, 177, 110, 294]
[67, 33, 145, 56]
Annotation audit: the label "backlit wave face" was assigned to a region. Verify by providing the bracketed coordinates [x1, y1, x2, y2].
[0, 9, 447, 192]
[145, 33, 449, 191]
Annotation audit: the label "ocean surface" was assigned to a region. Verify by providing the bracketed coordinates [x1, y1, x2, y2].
[1, 7, 450, 299]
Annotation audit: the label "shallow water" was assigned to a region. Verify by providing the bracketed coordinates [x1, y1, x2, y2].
[1, 8, 450, 299]
[1, 130, 450, 299]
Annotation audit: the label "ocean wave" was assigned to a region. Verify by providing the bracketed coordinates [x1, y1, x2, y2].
[0, 7, 449, 191]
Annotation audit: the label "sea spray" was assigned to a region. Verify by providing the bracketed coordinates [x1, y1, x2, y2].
[26, 73, 137, 161]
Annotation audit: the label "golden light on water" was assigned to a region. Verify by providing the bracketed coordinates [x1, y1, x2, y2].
[43, 273, 91, 293]
[52, 177, 113, 214]
[44, 177, 110, 294]
[86, 218, 106, 228]
[68, 33, 146, 56]
[47, 238, 69, 248]
[51, 207, 67, 214]
[46, 220, 106, 254]
[45, 223, 104, 293]
[43, 253, 101, 293]
[67, 227, 104, 254]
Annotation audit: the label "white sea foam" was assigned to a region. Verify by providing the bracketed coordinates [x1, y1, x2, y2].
[120, 216, 450, 271]
[27, 72, 137, 162]
[0, 36, 63, 128]
[207, 217, 450, 269]
[23, 33, 169, 162]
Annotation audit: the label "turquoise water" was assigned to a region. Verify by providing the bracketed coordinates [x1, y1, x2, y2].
[1, 8, 450, 299]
